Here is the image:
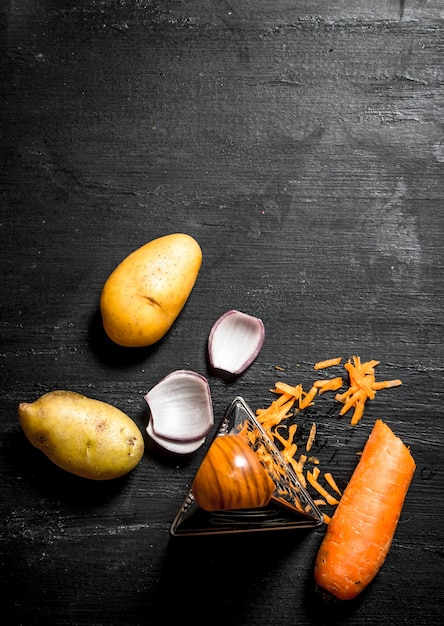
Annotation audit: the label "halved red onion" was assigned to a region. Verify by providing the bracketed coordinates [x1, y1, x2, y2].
[208, 310, 265, 374]
[144, 370, 214, 451]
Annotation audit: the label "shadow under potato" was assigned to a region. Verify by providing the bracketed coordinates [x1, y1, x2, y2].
[87, 307, 161, 369]
[10, 429, 132, 509]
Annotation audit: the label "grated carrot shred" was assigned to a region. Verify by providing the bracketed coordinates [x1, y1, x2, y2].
[314, 357, 342, 370]
[299, 385, 317, 410]
[274, 422, 298, 446]
[350, 398, 366, 426]
[324, 472, 342, 496]
[307, 471, 340, 506]
[273, 381, 303, 398]
[306, 422, 316, 452]
[314, 498, 327, 506]
[290, 454, 307, 488]
[335, 386, 356, 404]
[372, 379, 403, 390]
[256, 397, 295, 431]
[314, 376, 344, 394]
[339, 388, 365, 416]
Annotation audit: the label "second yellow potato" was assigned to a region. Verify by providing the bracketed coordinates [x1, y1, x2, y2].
[100, 233, 202, 347]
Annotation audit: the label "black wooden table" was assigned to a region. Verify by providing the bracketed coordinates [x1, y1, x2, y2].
[1, 2, 443, 624]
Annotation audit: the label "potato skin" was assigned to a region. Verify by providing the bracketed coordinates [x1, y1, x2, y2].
[18, 390, 145, 480]
[100, 233, 202, 347]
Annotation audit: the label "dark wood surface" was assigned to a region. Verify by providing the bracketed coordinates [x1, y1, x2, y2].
[1, 2, 443, 624]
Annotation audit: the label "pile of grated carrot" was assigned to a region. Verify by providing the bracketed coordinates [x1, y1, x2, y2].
[255, 356, 402, 523]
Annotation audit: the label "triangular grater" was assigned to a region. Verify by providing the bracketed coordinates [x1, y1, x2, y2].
[170, 396, 324, 536]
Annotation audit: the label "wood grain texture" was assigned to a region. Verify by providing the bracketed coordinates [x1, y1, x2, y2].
[1, 2, 443, 624]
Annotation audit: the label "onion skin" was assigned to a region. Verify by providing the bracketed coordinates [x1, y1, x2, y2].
[144, 370, 213, 455]
[208, 310, 265, 375]
[192, 434, 275, 511]
[146, 418, 206, 455]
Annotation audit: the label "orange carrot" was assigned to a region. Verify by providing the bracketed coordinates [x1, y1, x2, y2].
[314, 420, 415, 600]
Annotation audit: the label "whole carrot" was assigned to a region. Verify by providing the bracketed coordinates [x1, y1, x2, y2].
[314, 419, 415, 600]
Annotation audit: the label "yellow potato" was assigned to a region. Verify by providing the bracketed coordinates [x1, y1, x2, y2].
[100, 233, 202, 347]
[18, 390, 145, 480]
